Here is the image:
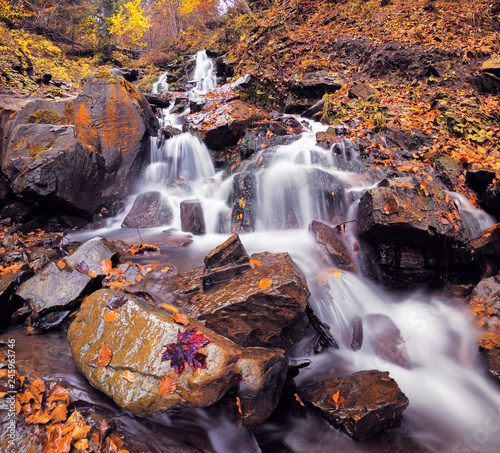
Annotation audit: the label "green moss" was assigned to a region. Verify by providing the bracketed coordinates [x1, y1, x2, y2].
[28, 138, 55, 158]
[25, 109, 65, 125]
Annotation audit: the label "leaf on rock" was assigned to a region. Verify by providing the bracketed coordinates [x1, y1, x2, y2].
[122, 370, 135, 383]
[89, 270, 98, 278]
[57, 260, 66, 270]
[50, 403, 68, 423]
[162, 303, 180, 313]
[258, 278, 273, 289]
[161, 266, 171, 273]
[249, 259, 262, 269]
[162, 327, 212, 376]
[106, 295, 128, 310]
[328, 390, 345, 410]
[103, 310, 119, 323]
[73, 439, 89, 450]
[47, 386, 70, 404]
[100, 259, 112, 276]
[159, 373, 177, 396]
[75, 261, 89, 274]
[331, 270, 342, 278]
[170, 313, 189, 326]
[98, 344, 112, 367]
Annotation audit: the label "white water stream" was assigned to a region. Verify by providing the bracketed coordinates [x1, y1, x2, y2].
[69, 51, 500, 452]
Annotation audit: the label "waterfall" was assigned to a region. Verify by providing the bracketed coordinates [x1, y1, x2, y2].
[192, 50, 217, 94]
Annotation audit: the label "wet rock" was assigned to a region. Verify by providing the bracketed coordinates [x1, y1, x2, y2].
[185, 100, 269, 150]
[231, 173, 257, 234]
[67, 288, 243, 417]
[466, 169, 496, 197]
[204, 233, 249, 269]
[298, 370, 409, 440]
[471, 224, 500, 270]
[235, 347, 288, 428]
[121, 191, 173, 228]
[180, 199, 206, 235]
[0, 202, 38, 224]
[189, 92, 239, 113]
[238, 128, 298, 160]
[357, 178, 481, 287]
[0, 270, 32, 331]
[349, 80, 376, 100]
[381, 126, 433, 154]
[309, 220, 358, 273]
[479, 183, 500, 221]
[366, 314, 411, 369]
[177, 250, 310, 349]
[316, 127, 348, 150]
[481, 348, 500, 383]
[16, 236, 120, 328]
[470, 274, 500, 316]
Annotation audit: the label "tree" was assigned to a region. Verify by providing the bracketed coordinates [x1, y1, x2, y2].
[109, 0, 151, 49]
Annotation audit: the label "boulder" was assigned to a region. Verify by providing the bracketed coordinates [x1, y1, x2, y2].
[357, 178, 481, 287]
[121, 191, 173, 229]
[1, 72, 157, 219]
[349, 80, 376, 100]
[366, 314, 411, 369]
[470, 274, 500, 316]
[67, 288, 243, 417]
[0, 270, 32, 331]
[231, 173, 257, 234]
[308, 220, 358, 273]
[479, 183, 500, 221]
[482, 57, 500, 78]
[16, 236, 120, 329]
[471, 223, 500, 269]
[184, 100, 269, 150]
[204, 233, 249, 269]
[180, 199, 205, 235]
[466, 170, 496, 197]
[298, 370, 409, 439]
[238, 128, 299, 160]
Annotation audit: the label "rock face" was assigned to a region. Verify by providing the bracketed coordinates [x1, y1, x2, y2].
[471, 223, 500, 269]
[298, 370, 409, 439]
[479, 183, 500, 221]
[121, 191, 173, 228]
[231, 173, 257, 234]
[357, 178, 481, 287]
[67, 288, 242, 417]
[1, 72, 157, 219]
[16, 237, 120, 329]
[180, 199, 205, 235]
[184, 100, 269, 150]
[309, 220, 358, 273]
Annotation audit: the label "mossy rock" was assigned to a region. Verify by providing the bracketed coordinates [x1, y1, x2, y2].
[25, 109, 65, 125]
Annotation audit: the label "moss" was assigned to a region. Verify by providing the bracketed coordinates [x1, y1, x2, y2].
[28, 138, 55, 158]
[25, 109, 65, 125]
[63, 101, 74, 122]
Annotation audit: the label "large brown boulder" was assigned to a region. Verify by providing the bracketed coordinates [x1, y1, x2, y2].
[298, 370, 409, 439]
[0, 72, 157, 218]
[184, 100, 268, 150]
[357, 178, 481, 287]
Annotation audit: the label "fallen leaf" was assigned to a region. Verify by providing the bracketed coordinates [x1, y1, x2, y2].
[74, 439, 89, 450]
[159, 373, 177, 396]
[170, 313, 189, 326]
[328, 390, 345, 409]
[89, 270, 97, 278]
[103, 310, 119, 323]
[98, 344, 112, 367]
[57, 260, 66, 269]
[249, 259, 262, 269]
[331, 270, 342, 278]
[162, 303, 180, 313]
[239, 197, 246, 208]
[294, 393, 306, 407]
[258, 278, 273, 289]
[122, 370, 135, 383]
[100, 259, 112, 276]
[236, 396, 242, 414]
[75, 261, 89, 274]
[161, 266, 171, 273]
[106, 295, 128, 310]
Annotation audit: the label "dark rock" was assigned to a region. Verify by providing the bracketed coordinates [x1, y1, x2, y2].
[309, 220, 358, 273]
[180, 199, 206, 235]
[481, 348, 500, 384]
[189, 92, 239, 114]
[351, 317, 363, 351]
[349, 80, 376, 100]
[238, 128, 298, 160]
[366, 314, 411, 368]
[381, 126, 433, 153]
[231, 173, 257, 234]
[67, 288, 243, 417]
[0, 270, 32, 331]
[0, 202, 38, 224]
[179, 250, 310, 349]
[471, 224, 500, 270]
[357, 178, 481, 287]
[214, 56, 235, 79]
[305, 304, 339, 353]
[466, 170, 496, 197]
[110, 67, 139, 82]
[482, 56, 500, 78]
[479, 183, 500, 221]
[290, 70, 344, 99]
[184, 100, 269, 150]
[121, 191, 173, 228]
[235, 347, 288, 428]
[143, 93, 170, 108]
[204, 233, 249, 270]
[299, 370, 409, 439]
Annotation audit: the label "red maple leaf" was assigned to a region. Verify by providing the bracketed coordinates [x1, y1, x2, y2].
[162, 327, 211, 376]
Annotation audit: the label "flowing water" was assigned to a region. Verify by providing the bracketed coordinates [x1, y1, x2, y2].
[61, 50, 500, 452]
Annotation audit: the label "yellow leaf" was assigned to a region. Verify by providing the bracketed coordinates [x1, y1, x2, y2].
[249, 259, 262, 269]
[89, 270, 97, 278]
[162, 303, 180, 313]
[161, 266, 170, 273]
[332, 270, 342, 278]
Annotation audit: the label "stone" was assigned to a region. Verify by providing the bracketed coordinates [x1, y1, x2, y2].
[67, 288, 243, 417]
[64, 236, 121, 276]
[349, 80, 376, 100]
[482, 57, 500, 78]
[299, 370, 409, 440]
[184, 100, 269, 150]
[471, 224, 500, 269]
[204, 233, 249, 269]
[357, 178, 481, 287]
[121, 191, 173, 228]
[366, 314, 411, 369]
[180, 199, 205, 235]
[479, 183, 500, 221]
[0, 270, 32, 331]
[470, 274, 500, 316]
[308, 220, 358, 273]
[231, 173, 257, 234]
[466, 170, 496, 197]
[238, 129, 298, 160]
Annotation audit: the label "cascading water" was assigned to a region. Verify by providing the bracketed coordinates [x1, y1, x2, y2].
[67, 52, 500, 453]
[192, 50, 217, 93]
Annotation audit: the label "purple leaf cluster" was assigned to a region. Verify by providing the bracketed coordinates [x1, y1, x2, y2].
[162, 327, 211, 376]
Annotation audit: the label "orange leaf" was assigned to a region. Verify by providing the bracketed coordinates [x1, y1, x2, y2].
[258, 278, 273, 289]
[159, 373, 177, 396]
[249, 259, 262, 269]
[122, 370, 135, 383]
[328, 390, 345, 409]
[161, 266, 170, 273]
[103, 310, 119, 323]
[294, 393, 306, 407]
[98, 344, 111, 367]
[100, 259, 112, 276]
[162, 303, 180, 313]
[74, 439, 89, 450]
[170, 313, 189, 326]
[57, 260, 66, 269]
[89, 270, 97, 278]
